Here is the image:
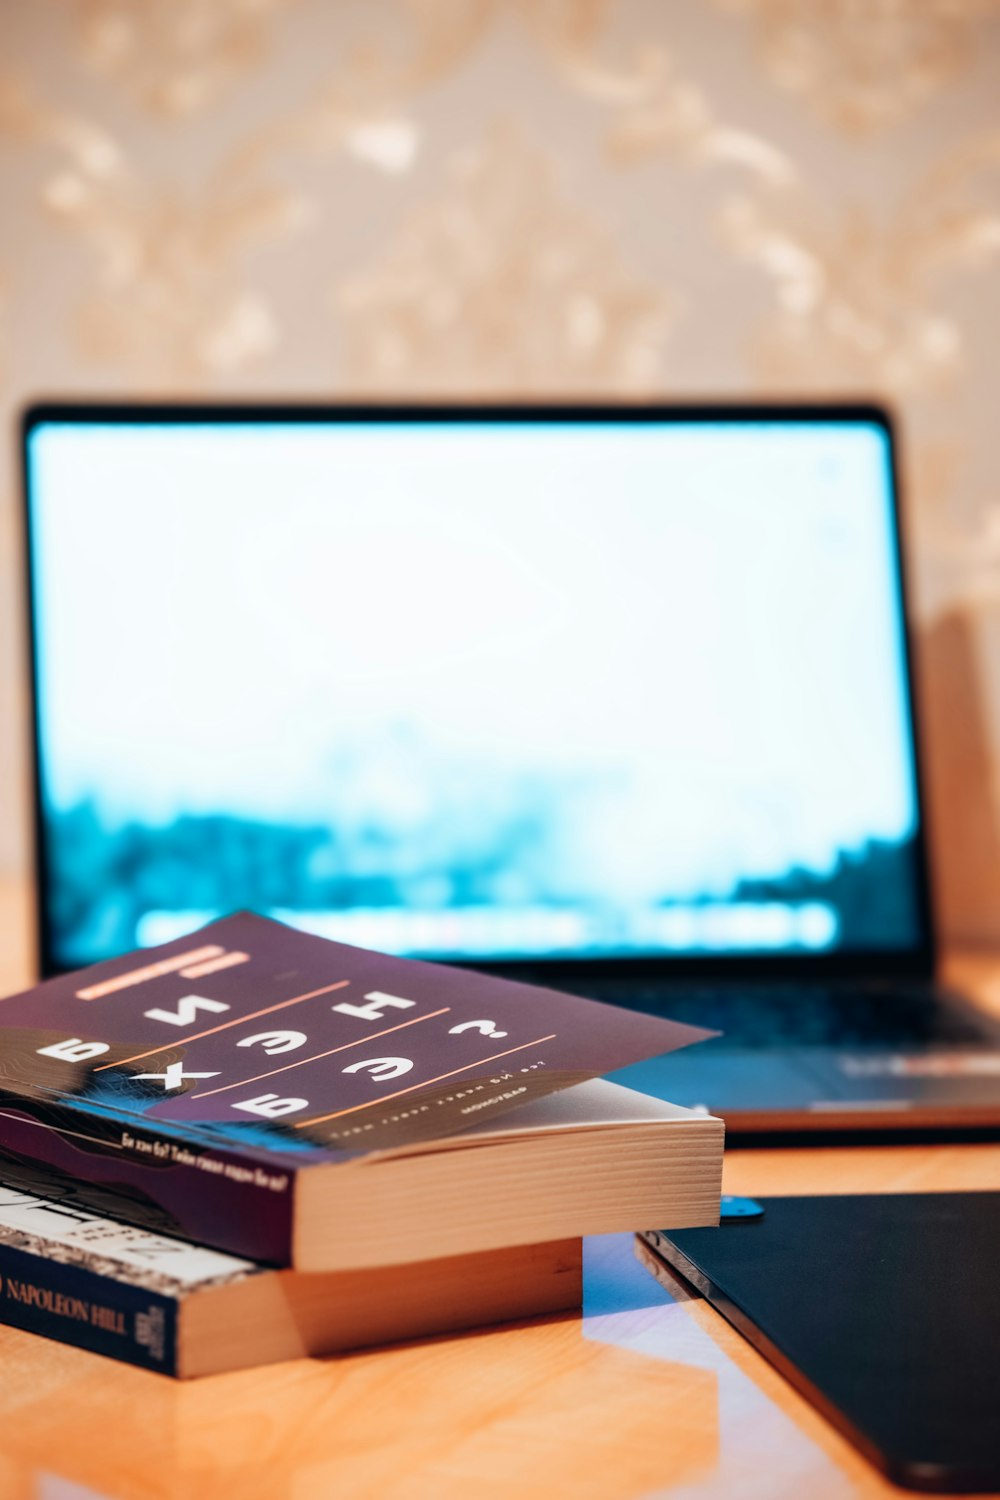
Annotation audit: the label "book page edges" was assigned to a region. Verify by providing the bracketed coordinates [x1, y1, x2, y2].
[295, 1115, 724, 1270]
[178, 1237, 582, 1376]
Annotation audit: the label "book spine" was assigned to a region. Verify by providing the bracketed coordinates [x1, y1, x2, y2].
[0, 1240, 179, 1375]
[0, 1097, 295, 1264]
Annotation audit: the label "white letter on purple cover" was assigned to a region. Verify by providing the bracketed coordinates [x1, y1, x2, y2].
[331, 991, 417, 1023]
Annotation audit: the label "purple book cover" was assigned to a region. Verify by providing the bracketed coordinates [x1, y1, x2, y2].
[0, 912, 710, 1263]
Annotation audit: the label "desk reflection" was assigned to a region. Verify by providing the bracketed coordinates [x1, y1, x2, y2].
[0, 1237, 719, 1500]
[0, 1233, 895, 1500]
[584, 1238, 864, 1500]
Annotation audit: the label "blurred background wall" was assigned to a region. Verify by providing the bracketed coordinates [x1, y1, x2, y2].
[1, 0, 1000, 941]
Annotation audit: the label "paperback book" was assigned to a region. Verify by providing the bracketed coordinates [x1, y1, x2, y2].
[0, 1171, 583, 1377]
[0, 912, 721, 1268]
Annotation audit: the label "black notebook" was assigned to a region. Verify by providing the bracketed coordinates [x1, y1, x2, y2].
[641, 1194, 1000, 1494]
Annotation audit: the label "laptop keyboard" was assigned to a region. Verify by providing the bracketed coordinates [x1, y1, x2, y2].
[576, 980, 996, 1049]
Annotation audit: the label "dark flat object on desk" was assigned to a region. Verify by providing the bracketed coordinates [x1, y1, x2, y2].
[642, 1193, 1000, 1493]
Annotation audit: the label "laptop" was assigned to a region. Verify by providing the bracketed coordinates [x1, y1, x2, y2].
[20, 401, 1000, 1134]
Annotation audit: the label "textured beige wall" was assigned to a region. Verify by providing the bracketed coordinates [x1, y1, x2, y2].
[2, 0, 1000, 938]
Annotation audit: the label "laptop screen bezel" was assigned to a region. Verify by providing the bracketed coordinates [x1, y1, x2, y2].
[20, 399, 937, 981]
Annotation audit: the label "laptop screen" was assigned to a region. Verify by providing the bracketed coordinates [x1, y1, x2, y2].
[23, 408, 927, 972]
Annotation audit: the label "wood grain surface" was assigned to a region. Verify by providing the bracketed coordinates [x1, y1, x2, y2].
[1, 876, 999, 1500]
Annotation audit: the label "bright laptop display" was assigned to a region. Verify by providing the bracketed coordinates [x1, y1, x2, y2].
[23, 406, 927, 973]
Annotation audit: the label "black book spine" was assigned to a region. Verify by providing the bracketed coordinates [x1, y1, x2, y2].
[0, 1241, 179, 1375]
[0, 1097, 296, 1263]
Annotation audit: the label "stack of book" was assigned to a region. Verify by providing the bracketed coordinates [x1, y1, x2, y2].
[0, 913, 724, 1376]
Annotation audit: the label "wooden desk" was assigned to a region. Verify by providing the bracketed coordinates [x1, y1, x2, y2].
[2, 876, 999, 1500]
